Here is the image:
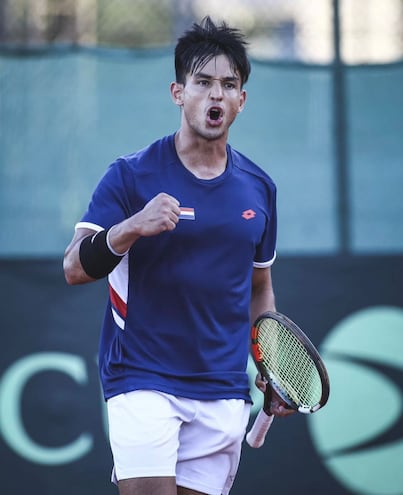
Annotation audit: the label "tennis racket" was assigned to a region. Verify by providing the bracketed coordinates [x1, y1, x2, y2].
[246, 311, 330, 448]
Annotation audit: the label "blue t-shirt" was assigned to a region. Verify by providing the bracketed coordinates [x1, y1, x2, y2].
[77, 134, 277, 402]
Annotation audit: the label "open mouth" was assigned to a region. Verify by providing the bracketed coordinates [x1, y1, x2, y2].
[208, 107, 223, 121]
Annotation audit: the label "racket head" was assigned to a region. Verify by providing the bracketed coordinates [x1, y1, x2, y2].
[251, 311, 330, 414]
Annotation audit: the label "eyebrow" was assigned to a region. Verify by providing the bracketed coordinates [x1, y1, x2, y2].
[193, 72, 240, 82]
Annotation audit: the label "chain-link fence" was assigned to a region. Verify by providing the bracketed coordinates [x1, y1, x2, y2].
[1, 0, 403, 63]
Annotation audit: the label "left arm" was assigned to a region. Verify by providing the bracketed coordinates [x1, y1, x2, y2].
[250, 266, 276, 325]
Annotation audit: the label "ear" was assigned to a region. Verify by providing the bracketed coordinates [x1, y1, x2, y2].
[238, 89, 247, 113]
[170, 81, 184, 106]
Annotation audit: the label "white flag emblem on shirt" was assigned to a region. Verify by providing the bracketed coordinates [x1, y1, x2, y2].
[179, 207, 195, 220]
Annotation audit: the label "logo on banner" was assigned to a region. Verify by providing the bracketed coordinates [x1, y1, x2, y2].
[308, 306, 403, 495]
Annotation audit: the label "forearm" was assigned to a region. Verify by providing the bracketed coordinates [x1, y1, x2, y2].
[250, 266, 276, 325]
[107, 192, 181, 254]
[250, 286, 276, 325]
[63, 231, 97, 285]
[64, 223, 138, 285]
[63, 214, 152, 285]
[63, 192, 180, 285]
[106, 218, 142, 256]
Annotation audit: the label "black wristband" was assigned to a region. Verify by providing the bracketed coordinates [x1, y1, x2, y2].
[79, 229, 124, 279]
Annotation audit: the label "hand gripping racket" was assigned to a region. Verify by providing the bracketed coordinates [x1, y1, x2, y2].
[246, 311, 330, 448]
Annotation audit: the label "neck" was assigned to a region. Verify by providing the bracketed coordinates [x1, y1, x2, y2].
[174, 130, 228, 179]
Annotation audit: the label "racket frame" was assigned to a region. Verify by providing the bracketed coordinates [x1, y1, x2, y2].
[251, 311, 330, 414]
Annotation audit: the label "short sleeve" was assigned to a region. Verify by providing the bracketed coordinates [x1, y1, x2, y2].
[253, 182, 277, 267]
[76, 158, 134, 230]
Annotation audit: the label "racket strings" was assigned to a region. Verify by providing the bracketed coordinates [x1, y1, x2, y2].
[258, 319, 322, 406]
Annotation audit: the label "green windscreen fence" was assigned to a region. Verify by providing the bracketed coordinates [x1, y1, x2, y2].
[0, 49, 402, 256]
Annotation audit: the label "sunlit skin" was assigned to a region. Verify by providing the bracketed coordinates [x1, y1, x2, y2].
[172, 55, 245, 140]
[170, 54, 246, 179]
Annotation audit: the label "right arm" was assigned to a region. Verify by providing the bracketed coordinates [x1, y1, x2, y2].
[63, 192, 181, 285]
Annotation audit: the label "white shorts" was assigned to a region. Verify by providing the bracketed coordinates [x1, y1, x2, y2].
[107, 390, 251, 495]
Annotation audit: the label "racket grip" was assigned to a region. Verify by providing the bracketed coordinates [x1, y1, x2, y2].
[245, 409, 274, 448]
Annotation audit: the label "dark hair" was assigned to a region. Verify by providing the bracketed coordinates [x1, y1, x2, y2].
[175, 16, 251, 87]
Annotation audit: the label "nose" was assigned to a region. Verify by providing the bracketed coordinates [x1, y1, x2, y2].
[209, 80, 223, 99]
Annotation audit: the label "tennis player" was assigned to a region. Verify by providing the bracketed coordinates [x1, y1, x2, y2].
[64, 16, 293, 495]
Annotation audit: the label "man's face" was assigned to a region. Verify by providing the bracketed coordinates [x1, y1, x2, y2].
[172, 54, 246, 141]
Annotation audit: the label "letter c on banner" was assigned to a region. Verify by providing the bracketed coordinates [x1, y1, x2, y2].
[0, 352, 93, 465]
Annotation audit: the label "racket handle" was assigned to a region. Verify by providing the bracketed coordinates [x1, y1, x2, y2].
[246, 409, 274, 448]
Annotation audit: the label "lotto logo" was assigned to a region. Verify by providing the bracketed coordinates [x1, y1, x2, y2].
[242, 209, 256, 220]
